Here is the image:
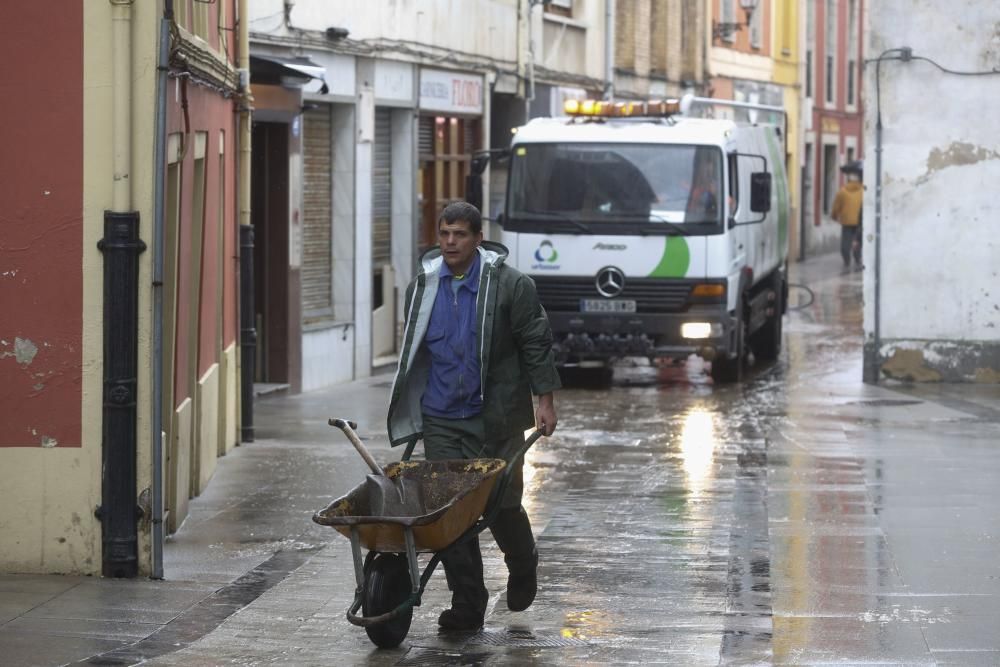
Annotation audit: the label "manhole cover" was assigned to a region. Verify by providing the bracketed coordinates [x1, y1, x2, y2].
[397, 648, 492, 666]
[847, 399, 923, 407]
[469, 629, 588, 648]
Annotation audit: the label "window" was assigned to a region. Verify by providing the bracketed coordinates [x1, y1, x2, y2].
[825, 0, 837, 105]
[822, 144, 838, 215]
[546, 0, 573, 18]
[750, 3, 763, 49]
[847, 0, 858, 106]
[805, 1, 815, 98]
[508, 143, 726, 231]
[419, 116, 480, 249]
[806, 51, 814, 98]
[721, 0, 736, 42]
[302, 106, 334, 320]
[728, 153, 740, 214]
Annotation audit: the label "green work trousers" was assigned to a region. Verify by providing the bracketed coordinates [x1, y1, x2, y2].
[422, 414, 537, 613]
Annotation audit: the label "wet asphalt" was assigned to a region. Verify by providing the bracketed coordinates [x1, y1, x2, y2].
[3, 252, 1000, 666]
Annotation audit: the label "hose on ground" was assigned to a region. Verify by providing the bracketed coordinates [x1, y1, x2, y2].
[787, 283, 815, 311]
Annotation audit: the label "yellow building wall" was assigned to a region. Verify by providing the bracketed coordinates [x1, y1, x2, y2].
[772, 0, 802, 258]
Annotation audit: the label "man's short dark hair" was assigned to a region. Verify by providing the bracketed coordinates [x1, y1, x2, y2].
[438, 202, 482, 235]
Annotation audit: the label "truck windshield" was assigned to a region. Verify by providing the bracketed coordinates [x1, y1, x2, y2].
[507, 143, 724, 232]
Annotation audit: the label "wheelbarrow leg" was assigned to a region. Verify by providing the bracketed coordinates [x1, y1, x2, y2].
[403, 527, 421, 594]
[349, 527, 365, 590]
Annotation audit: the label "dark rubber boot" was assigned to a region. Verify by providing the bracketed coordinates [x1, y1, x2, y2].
[489, 507, 538, 611]
[438, 537, 488, 628]
[437, 605, 485, 631]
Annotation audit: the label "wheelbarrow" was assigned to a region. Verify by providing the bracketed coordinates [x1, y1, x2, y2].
[313, 418, 544, 649]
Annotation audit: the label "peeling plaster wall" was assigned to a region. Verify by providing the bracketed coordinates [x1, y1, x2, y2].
[863, 1, 1000, 382]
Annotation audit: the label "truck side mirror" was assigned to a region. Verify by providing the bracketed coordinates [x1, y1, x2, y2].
[750, 172, 771, 213]
[464, 152, 494, 210]
[465, 173, 483, 210]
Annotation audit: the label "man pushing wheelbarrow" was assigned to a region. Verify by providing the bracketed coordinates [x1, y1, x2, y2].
[387, 201, 561, 631]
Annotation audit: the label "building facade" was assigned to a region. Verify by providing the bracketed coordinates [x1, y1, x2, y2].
[245, 0, 611, 391]
[613, 0, 708, 100]
[706, 0, 806, 254]
[0, 0, 245, 575]
[163, 0, 243, 534]
[863, 0, 1000, 383]
[801, 0, 865, 257]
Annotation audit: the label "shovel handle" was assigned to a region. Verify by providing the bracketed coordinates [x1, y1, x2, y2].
[329, 418, 383, 476]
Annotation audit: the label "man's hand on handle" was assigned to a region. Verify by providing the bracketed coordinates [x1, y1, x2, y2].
[535, 393, 557, 437]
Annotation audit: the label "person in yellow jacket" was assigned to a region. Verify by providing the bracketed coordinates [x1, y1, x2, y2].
[831, 161, 864, 269]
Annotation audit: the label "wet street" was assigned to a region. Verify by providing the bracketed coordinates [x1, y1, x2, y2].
[4, 252, 1000, 666]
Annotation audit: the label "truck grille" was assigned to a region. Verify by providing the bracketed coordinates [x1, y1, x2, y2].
[531, 276, 694, 314]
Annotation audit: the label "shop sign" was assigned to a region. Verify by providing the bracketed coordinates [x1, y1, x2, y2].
[419, 68, 483, 115]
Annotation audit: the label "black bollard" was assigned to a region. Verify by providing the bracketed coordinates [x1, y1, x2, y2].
[97, 211, 146, 578]
[239, 224, 256, 442]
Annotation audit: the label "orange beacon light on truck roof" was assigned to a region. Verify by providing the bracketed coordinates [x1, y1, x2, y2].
[563, 99, 681, 118]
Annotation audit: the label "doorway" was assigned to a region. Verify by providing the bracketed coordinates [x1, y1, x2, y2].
[250, 122, 290, 386]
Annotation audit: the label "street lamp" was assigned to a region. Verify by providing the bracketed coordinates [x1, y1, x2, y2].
[712, 0, 760, 41]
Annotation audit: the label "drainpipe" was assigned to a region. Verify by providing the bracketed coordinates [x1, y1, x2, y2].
[525, 1, 536, 119]
[149, 0, 173, 580]
[98, 0, 144, 578]
[867, 93, 884, 384]
[604, 0, 615, 100]
[237, 0, 255, 441]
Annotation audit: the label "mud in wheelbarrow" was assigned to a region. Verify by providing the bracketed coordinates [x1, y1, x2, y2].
[312, 458, 507, 553]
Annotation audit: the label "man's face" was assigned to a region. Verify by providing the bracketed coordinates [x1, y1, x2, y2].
[438, 219, 483, 273]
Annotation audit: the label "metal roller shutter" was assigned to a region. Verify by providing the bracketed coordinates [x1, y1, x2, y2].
[373, 108, 392, 270]
[419, 115, 435, 158]
[302, 105, 332, 319]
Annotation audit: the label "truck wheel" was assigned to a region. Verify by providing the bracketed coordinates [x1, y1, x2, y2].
[749, 275, 784, 362]
[711, 311, 744, 384]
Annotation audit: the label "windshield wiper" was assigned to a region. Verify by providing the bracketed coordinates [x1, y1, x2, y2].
[515, 211, 592, 233]
[611, 212, 694, 237]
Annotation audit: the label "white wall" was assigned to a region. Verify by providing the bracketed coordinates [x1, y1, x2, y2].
[251, 0, 518, 66]
[864, 0, 1000, 382]
[249, 0, 607, 82]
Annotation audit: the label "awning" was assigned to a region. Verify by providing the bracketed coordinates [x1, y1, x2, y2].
[250, 54, 328, 94]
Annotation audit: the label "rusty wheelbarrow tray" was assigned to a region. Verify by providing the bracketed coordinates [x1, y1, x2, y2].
[312, 418, 543, 649]
[312, 458, 508, 553]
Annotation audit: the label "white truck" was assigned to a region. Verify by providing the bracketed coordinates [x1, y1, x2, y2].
[474, 96, 790, 382]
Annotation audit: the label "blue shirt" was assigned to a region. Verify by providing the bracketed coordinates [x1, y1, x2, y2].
[421, 254, 483, 419]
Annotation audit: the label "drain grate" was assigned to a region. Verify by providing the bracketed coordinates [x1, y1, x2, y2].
[469, 628, 588, 648]
[848, 399, 923, 407]
[397, 648, 493, 666]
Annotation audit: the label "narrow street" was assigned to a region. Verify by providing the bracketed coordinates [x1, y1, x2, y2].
[4, 252, 999, 665]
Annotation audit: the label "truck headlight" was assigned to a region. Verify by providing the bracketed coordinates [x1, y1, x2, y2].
[682, 322, 722, 339]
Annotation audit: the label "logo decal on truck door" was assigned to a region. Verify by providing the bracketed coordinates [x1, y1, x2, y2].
[532, 240, 561, 270]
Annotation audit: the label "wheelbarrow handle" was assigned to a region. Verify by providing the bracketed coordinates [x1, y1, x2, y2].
[329, 417, 358, 431]
[329, 418, 383, 476]
[516, 428, 545, 462]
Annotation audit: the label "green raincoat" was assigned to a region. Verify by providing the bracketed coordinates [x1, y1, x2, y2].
[387, 241, 561, 446]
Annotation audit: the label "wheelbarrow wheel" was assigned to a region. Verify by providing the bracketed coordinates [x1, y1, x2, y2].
[363, 553, 413, 649]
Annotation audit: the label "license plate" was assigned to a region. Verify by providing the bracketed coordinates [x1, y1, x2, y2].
[580, 299, 636, 313]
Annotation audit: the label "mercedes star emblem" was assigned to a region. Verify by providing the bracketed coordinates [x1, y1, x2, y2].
[595, 266, 625, 298]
